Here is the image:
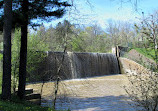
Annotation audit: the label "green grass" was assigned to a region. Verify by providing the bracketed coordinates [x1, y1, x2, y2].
[0, 76, 54, 111]
[0, 72, 69, 111]
[134, 48, 157, 61]
[0, 79, 55, 111]
[0, 72, 55, 111]
[0, 100, 53, 111]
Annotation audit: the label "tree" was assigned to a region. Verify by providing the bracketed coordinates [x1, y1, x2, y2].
[135, 11, 158, 69]
[55, 20, 74, 51]
[2, 0, 12, 100]
[43, 25, 56, 50]
[106, 20, 121, 47]
[19, 0, 70, 99]
[106, 20, 137, 48]
[124, 11, 158, 111]
[17, 0, 29, 100]
[0, 0, 71, 99]
[27, 32, 49, 82]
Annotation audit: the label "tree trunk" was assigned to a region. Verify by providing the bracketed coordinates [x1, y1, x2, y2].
[2, 0, 12, 100]
[17, 0, 28, 100]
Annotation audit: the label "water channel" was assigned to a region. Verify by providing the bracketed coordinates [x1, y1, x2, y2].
[27, 75, 137, 111]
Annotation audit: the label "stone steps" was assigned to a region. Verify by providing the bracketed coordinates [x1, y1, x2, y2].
[25, 88, 41, 105]
[16, 88, 41, 105]
[25, 93, 41, 100]
[25, 88, 33, 95]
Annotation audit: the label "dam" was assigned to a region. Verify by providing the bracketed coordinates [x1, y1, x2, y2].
[29, 52, 120, 82]
[26, 56, 143, 111]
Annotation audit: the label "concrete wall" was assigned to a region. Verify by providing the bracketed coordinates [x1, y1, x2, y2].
[28, 52, 120, 82]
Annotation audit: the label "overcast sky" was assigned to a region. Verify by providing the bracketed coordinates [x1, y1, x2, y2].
[43, 0, 158, 29]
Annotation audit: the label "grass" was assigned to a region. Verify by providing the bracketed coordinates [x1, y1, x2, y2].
[0, 72, 57, 111]
[134, 48, 157, 61]
[0, 100, 53, 111]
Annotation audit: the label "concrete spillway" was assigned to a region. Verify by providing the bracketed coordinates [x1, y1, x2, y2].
[29, 52, 120, 81]
[67, 52, 120, 78]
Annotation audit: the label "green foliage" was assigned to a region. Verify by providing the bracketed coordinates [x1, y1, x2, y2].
[54, 20, 74, 51]
[11, 28, 50, 83]
[12, 28, 21, 93]
[27, 33, 49, 81]
[0, 95, 68, 111]
[71, 25, 109, 53]
[0, 53, 2, 60]
[71, 35, 85, 52]
[134, 48, 158, 71]
[71, 31, 87, 52]
[134, 48, 156, 60]
[33, 20, 141, 54]
[36, 21, 114, 53]
[0, 100, 53, 111]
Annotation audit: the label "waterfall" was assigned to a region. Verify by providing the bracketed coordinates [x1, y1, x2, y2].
[67, 52, 120, 79]
[34, 52, 120, 81]
[67, 52, 78, 79]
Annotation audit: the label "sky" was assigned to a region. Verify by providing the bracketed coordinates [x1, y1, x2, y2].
[43, 0, 158, 29]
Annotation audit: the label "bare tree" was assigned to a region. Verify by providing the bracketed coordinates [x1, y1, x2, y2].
[135, 11, 158, 69]
[106, 20, 134, 47]
[124, 11, 158, 111]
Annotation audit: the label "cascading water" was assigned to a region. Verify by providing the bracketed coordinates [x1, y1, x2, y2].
[67, 52, 120, 79]
[67, 52, 78, 79]
[32, 52, 120, 81]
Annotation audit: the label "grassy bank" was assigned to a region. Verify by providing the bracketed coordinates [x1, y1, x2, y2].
[134, 48, 157, 61]
[0, 100, 53, 111]
[0, 72, 55, 111]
